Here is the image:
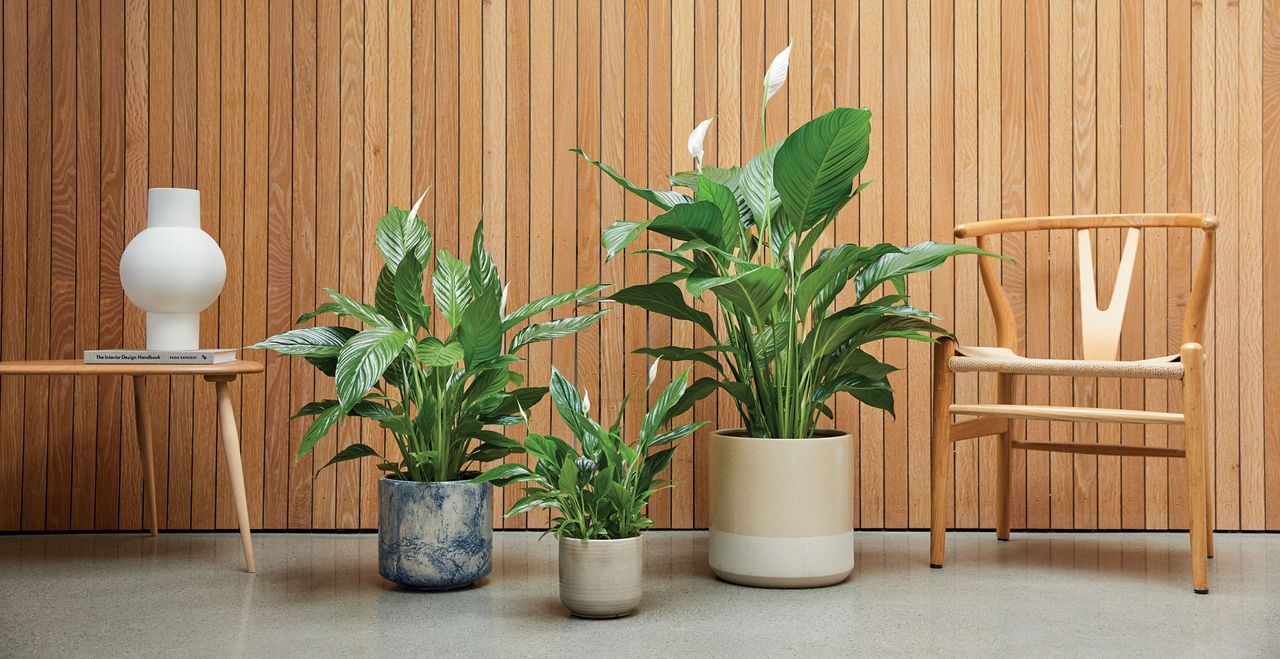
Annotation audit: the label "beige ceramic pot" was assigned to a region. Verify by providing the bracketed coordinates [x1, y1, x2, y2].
[709, 429, 855, 588]
[558, 535, 643, 618]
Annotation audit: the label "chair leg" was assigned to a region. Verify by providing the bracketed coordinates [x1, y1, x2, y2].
[995, 372, 1014, 542]
[1206, 442, 1215, 560]
[930, 338, 956, 569]
[1181, 343, 1209, 594]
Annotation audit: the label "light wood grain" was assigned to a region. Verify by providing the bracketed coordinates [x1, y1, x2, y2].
[0, 0, 1272, 533]
[950, 404, 1183, 425]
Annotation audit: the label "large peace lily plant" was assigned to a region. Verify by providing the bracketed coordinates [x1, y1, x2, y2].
[251, 195, 607, 482]
[575, 43, 996, 439]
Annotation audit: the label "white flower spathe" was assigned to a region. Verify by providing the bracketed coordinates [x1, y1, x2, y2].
[648, 358, 661, 386]
[763, 41, 793, 103]
[687, 116, 715, 171]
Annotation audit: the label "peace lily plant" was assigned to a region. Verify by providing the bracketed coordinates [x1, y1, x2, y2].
[250, 193, 606, 590]
[477, 361, 699, 540]
[575, 42, 999, 588]
[476, 362, 700, 617]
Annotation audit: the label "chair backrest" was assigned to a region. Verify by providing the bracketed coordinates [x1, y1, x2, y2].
[953, 214, 1217, 361]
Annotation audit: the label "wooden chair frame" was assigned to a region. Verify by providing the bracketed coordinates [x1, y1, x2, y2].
[929, 213, 1217, 593]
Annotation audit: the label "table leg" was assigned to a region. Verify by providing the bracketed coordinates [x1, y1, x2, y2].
[131, 375, 159, 537]
[211, 377, 256, 573]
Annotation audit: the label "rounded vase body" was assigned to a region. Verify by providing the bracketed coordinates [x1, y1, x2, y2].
[378, 478, 493, 590]
[119, 188, 226, 351]
[709, 429, 855, 588]
[558, 535, 643, 618]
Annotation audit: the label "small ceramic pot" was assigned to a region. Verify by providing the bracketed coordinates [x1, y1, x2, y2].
[709, 429, 855, 588]
[558, 535, 644, 618]
[378, 478, 492, 590]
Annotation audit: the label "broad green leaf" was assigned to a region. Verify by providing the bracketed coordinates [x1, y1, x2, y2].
[374, 204, 433, 271]
[795, 243, 899, 311]
[431, 250, 472, 328]
[559, 454, 579, 493]
[632, 345, 731, 373]
[571, 148, 692, 210]
[292, 400, 336, 419]
[708, 266, 787, 325]
[468, 222, 502, 299]
[324, 288, 393, 328]
[741, 142, 781, 229]
[814, 372, 895, 415]
[502, 283, 609, 330]
[509, 310, 607, 353]
[696, 175, 742, 252]
[548, 367, 592, 440]
[250, 326, 356, 357]
[415, 337, 465, 367]
[335, 327, 411, 410]
[855, 241, 1005, 301]
[374, 266, 400, 323]
[606, 283, 716, 337]
[305, 354, 338, 377]
[393, 254, 428, 330]
[648, 201, 722, 245]
[651, 420, 707, 446]
[671, 165, 741, 191]
[602, 221, 649, 260]
[297, 404, 344, 462]
[774, 107, 873, 233]
[471, 462, 534, 484]
[641, 368, 692, 440]
[319, 442, 383, 472]
[459, 290, 502, 366]
[665, 377, 719, 420]
[295, 302, 342, 324]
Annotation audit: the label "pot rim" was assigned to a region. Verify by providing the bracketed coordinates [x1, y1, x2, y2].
[711, 427, 850, 442]
[379, 475, 488, 487]
[557, 534, 644, 545]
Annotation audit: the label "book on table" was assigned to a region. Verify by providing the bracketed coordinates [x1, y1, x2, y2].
[83, 349, 238, 365]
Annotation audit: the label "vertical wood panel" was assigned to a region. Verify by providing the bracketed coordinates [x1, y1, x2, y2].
[1, 0, 1274, 531]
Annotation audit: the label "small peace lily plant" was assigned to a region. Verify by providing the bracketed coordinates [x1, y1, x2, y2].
[477, 362, 698, 618]
[574, 42, 996, 440]
[250, 194, 606, 483]
[477, 362, 699, 540]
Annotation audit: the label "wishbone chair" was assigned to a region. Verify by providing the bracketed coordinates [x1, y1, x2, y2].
[929, 213, 1217, 593]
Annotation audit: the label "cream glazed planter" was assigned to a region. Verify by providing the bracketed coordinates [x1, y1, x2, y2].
[558, 535, 643, 618]
[709, 429, 855, 588]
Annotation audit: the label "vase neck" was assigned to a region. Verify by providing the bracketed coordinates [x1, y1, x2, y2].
[147, 188, 201, 229]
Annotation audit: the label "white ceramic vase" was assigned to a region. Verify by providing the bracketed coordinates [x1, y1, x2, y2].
[708, 429, 855, 588]
[119, 188, 226, 351]
[558, 535, 643, 618]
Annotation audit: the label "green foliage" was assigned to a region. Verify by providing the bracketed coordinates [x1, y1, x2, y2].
[474, 366, 702, 540]
[576, 61, 1004, 439]
[250, 200, 607, 482]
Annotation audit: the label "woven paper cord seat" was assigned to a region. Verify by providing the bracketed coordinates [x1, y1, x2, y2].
[949, 346, 1183, 380]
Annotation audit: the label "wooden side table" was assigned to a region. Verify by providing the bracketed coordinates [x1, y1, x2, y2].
[0, 359, 265, 572]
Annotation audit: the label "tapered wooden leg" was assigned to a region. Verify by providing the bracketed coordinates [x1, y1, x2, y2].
[995, 372, 1014, 541]
[1181, 343, 1209, 594]
[210, 376, 255, 573]
[931, 338, 956, 568]
[1206, 438, 1215, 559]
[131, 375, 159, 537]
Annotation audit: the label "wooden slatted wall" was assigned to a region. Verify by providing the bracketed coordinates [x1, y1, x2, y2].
[1, 0, 1278, 532]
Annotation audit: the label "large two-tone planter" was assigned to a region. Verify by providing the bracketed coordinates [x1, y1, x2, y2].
[378, 478, 493, 590]
[708, 429, 855, 588]
[558, 535, 644, 618]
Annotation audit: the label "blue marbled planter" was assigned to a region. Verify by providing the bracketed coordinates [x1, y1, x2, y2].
[378, 478, 493, 590]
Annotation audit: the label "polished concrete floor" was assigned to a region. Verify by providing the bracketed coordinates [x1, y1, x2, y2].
[0, 530, 1277, 657]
